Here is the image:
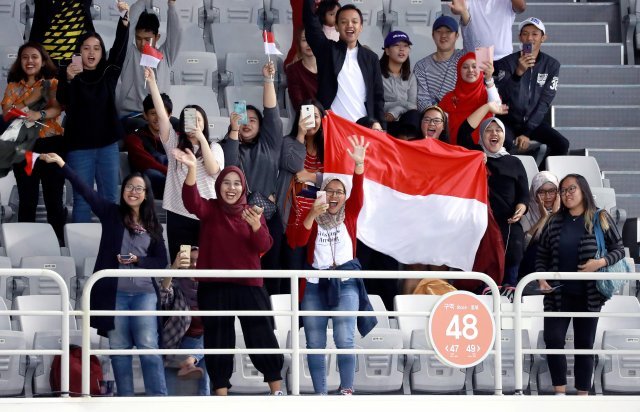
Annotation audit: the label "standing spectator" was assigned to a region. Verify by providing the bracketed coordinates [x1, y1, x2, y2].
[303, 0, 385, 124]
[124, 93, 173, 199]
[1, 43, 66, 240]
[144, 68, 224, 260]
[118, 1, 182, 130]
[414, 0, 475, 111]
[380, 31, 419, 137]
[222, 62, 285, 294]
[290, 136, 376, 395]
[536, 174, 624, 396]
[42, 152, 168, 396]
[56, 4, 130, 223]
[494, 18, 569, 157]
[467, 0, 527, 60]
[177, 159, 284, 396]
[286, 29, 318, 113]
[316, 0, 340, 41]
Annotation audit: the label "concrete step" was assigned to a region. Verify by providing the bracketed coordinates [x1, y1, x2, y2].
[561, 65, 640, 85]
[554, 85, 640, 105]
[512, 43, 623, 65]
[585, 148, 640, 171]
[603, 172, 640, 195]
[512, 22, 608, 43]
[558, 127, 640, 150]
[552, 106, 640, 127]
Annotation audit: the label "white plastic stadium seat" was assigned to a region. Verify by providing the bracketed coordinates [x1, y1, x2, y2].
[224, 85, 264, 113]
[473, 329, 531, 393]
[64, 223, 102, 278]
[597, 329, 640, 394]
[388, 0, 441, 26]
[16, 256, 76, 304]
[208, 116, 232, 142]
[514, 155, 539, 189]
[545, 155, 604, 188]
[1, 223, 63, 267]
[0, 297, 26, 396]
[169, 85, 220, 117]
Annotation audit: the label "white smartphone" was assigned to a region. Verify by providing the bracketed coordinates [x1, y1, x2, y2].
[301, 104, 315, 128]
[71, 54, 83, 71]
[179, 244, 191, 265]
[183, 108, 197, 133]
[316, 190, 327, 204]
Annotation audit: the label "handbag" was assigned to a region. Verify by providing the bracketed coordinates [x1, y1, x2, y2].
[247, 190, 277, 220]
[592, 209, 630, 298]
[160, 283, 191, 349]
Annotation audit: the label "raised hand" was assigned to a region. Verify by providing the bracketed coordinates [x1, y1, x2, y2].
[487, 101, 509, 116]
[262, 61, 276, 80]
[346, 135, 370, 164]
[172, 148, 197, 169]
[144, 66, 156, 83]
[449, 0, 468, 15]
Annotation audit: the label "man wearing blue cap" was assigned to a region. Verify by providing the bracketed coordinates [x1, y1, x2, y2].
[414, 0, 475, 111]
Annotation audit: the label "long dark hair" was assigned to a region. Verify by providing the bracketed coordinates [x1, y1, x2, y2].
[177, 105, 210, 159]
[119, 173, 163, 243]
[316, 0, 341, 25]
[289, 98, 325, 163]
[558, 173, 605, 233]
[75, 31, 108, 69]
[7, 42, 58, 83]
[379, 53, 411, 81]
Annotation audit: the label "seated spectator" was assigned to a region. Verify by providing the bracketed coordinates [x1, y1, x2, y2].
[316, 0, 340, 41]
[355, 116, 383, 132]
[414, 0, 475, 111]
[494, 18, 570, 157]
[221, 62, 285, 294]
[380, 31, 420, 137]
[42, 153, 168, 396]
[419, 105, 449, 142]
[286, 29, 318, 113]
[1, 42, 66, 240]
[160, 246, 209, 396]
[303, 0, 384, 124]
[394, 123, 422, 141]
[124, 93, 173, 199]
[144, 67, 224, 260]
[56, 7, 130, 223]
[176, 159, 284, 396]
[440, 52, 501, 145]
[458, 102, 529, 292]
[467, 0, 527, 61]
[117, 1, 182, 130]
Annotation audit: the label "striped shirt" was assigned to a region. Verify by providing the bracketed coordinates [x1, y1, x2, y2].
[162, 128, 224, 218]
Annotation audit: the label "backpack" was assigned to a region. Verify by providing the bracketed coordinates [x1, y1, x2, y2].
[50, 344, 103, 396]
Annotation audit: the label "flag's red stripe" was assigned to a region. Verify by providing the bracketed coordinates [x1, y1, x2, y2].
[141, 44, 164, 60]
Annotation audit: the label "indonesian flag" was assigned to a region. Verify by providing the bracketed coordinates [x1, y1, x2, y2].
[263, 30, 283, 55]
[140, 44, 164, 68]
[3, 107, 28, 123]
[323, 112, 488, 271]
[24, 151, 40, 176]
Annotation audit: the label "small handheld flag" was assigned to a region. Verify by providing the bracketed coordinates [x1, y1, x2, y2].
[140, 44, 164, 69]
[24, 151, 40, 176]
[263, 30, 283, 57]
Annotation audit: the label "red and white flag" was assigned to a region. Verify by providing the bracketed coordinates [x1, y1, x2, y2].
[263, 30, 283, 56]
[140, 44, 164, 68]
[323, 112, 488, 271]
[24, 151, 40, 176]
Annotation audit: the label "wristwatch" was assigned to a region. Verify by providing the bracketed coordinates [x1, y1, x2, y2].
[40, 110, 46, 121]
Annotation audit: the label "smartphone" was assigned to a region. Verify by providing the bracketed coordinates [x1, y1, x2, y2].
[72, 54, 83, 71]
[119, 253, 132, 261]
[522, 43, 533, 54]
[179, 244, 191, 265]
[536, 285, 563, 294]
[316, 190, 327, 204]
[300, 104, 315, 128]
[252, 205, 264, 214]
[234, 100, 248, 125]
[183, 107, 197, 133]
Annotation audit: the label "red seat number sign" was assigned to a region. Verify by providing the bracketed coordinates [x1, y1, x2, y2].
[428, 291, 495, 368]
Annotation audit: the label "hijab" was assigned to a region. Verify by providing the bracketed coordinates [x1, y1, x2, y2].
[315, 175, 351, 230]
[479, 117, 510, 158]
[522, 171, 559, 234]
[214, 166, 248, 215]
[439, 52, 489, 145]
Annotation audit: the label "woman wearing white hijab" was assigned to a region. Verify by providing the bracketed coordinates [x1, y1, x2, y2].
[458, 102, 529, 289]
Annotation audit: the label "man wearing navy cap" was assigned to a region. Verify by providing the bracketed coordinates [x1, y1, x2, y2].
[414, 0, 475, 111]
[493, 17, 569, 158]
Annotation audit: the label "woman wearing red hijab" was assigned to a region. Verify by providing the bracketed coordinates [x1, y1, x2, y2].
[439, 52, 501, 145]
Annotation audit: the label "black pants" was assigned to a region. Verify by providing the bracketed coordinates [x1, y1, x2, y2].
[12, 136, 67, 241]
[197, 282, 283, 390]
[166, 210, 200, 260]
[544, 293, 599, 392]
[500, 119, 570, 157]
[357, 240, 399, 311]
[261, 212, 289, 295]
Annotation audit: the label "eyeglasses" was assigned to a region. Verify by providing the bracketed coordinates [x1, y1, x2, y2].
[124, 184, 146, 194]
[537, 188, 558, 197]
[326, 189, 345, 197]
[559, 185, 578, 197]
[422, 117, 443, 125]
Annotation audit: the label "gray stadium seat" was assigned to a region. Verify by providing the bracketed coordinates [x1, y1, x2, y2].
[339, 0, 384, 26]
[172, 0, 203, 24]
[358, 25, 385, 58]
[0, 16, 24, 46]
[211, 23, 264, 70]
[170, 51, 218, 86]
[545, 156, 604, 188]
[92, 0, 122, 21]
[224, 85, 264, 113]
[17, 256, 76, 303]
[392, 25, 435, 71]
[169, 84, 220, 117]
[223, 52, 274, 87]
[207, 0, 263, 23]
[473, 329, 531, 394]
[597, 329, 640, 394]
[208, 116, 231, 142]
[0, 256, 12, 304]
[180, 22, 207, 51]
[591, 186, 627, 232]
[0, 44, 18, 98]
[1, 223, 64, 267]
[269, 0, 292, 25]
[513, 155, 539, 189]
[387, 0, 441, 26]
[0, 0, 17, 17]
[0, 296, 26, 397]
[63, 223, 102, 291]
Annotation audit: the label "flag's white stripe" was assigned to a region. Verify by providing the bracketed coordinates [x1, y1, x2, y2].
[140, 54, 161, 68]
[264, 43, 283, 55]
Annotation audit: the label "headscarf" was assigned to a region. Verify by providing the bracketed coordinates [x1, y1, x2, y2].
[439, 52, 489, 145]
[522, 171, 559, 234]
[315, 175, 351, 230]
[479, 117, 510, 158]
[214, 166, 248, 215]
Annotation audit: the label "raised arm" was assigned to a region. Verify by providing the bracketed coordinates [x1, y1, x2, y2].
[108, 2, 131, 67]
[188, 114, 221, 176]
[162, 0, 182, 65]
[302, 0, 329, 57]
[144, 67, 172, 143]
[176, 148, 211, 219]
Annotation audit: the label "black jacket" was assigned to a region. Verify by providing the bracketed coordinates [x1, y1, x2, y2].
[493, 51, 560, 136]
[302, 0, 385, 125]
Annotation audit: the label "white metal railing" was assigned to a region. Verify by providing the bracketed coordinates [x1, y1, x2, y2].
[80, 269, 502, 396]
[513, 272, 640, 393]
[0, 268, 71, 396]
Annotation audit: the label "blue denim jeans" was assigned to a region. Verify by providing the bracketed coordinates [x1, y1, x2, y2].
[164, 335, 210, 396]
[66, 142, 120, 222]
[301, 278, 358, 394]
[108, 291, 167, 396]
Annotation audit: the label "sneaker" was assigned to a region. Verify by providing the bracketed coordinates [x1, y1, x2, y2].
[271, 390, 285, 396]
[482, 286, 501, 295]
[177, 364, 204, 380]
[340, 388, 353, 395]
[501, 286, 516, 303]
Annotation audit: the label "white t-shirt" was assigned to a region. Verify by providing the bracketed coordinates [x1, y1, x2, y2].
[467, 0, 516, 60]
[308, 222, 354, 283]
[162, 128, 225, 218]
[331, 47, 367, 122]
